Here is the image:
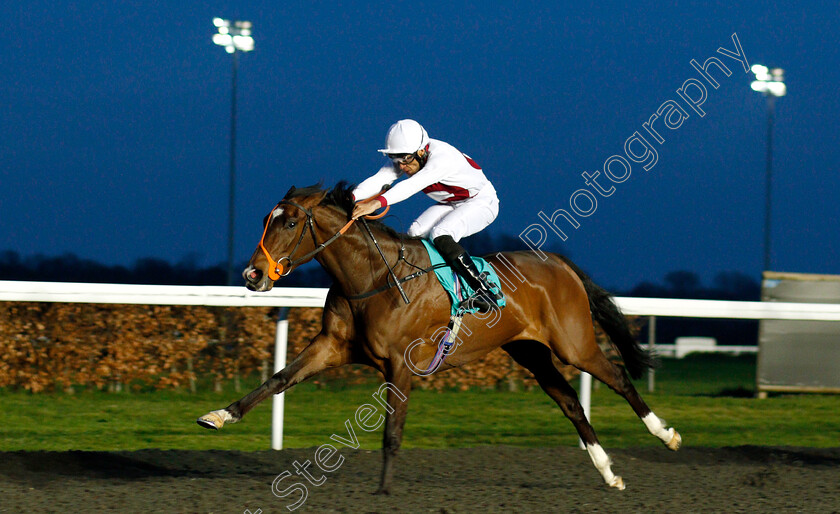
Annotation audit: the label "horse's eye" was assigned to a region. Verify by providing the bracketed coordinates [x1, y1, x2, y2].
[286, 220, 297, 229]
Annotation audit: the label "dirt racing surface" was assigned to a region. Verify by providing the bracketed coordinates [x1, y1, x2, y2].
[1, 446, 839, 513]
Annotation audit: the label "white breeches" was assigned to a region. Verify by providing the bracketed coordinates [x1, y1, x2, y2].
[408, 185, 500, 242]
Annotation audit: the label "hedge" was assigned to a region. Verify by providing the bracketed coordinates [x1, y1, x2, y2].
[0, 302, 633, 393]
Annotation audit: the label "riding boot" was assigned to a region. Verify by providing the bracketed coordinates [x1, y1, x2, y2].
[433, 236, 503, 313]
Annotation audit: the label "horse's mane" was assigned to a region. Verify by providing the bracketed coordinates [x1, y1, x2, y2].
[284, 182, 416, 240]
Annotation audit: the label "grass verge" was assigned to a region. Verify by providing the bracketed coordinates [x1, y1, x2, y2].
[2, 354, 838, 451]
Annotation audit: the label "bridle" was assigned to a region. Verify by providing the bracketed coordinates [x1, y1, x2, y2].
[258, 198, 387, 281]
[258, 199, 351, 280]
[257, 196, 446, 304]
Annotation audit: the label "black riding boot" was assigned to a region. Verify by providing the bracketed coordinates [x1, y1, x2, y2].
[433, 236, 502, 313]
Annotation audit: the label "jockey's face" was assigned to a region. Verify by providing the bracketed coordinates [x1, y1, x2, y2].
[399, 149, 424, 176]
[399, 159, 421, 176]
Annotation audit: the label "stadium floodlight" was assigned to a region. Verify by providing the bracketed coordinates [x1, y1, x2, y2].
[750, 63, 786, 272]
[750, 64, 786, 97]
[213, 18, 255, 285]
[213, 19, 254, 54]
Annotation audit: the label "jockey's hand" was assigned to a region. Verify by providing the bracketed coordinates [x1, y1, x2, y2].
[352, 198, 382, 219]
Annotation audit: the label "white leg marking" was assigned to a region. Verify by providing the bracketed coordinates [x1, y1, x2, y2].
[642, 412, 674, 443]
[586, 443, 625, 490]
[197, 409, 236, 429]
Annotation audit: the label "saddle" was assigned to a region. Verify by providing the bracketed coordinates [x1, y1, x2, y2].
[420, 240, 506, 316]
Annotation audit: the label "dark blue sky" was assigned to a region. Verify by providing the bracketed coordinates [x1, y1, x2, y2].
[3, 1, 839, 290]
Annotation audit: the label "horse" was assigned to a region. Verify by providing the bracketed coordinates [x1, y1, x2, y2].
[198, 182, 681, 492]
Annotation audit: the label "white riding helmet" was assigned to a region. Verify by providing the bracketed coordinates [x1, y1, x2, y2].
[378, 119, 430, 155]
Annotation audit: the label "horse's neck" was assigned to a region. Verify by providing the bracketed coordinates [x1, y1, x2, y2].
[313, 211, 427, 297]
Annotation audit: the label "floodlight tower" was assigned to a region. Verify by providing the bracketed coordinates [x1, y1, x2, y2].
[213, 18, 254, 286]
[750, 64, 786, 272]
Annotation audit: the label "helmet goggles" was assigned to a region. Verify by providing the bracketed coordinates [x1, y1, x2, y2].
[388, 152, 417, 166]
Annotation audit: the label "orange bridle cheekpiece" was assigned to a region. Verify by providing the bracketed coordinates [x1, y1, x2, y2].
[257, 202, 295, 281]
[257, 198, 388, 281]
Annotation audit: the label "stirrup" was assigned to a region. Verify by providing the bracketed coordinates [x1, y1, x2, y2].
[461, 290, 498, 314]
[477, 272, 505, 303]
[484, 280, 505, 303]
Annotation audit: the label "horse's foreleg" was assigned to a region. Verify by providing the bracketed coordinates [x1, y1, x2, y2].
[375, 363, 412, 495]
[503, 341, 625, 490]
[197, 334, 350, 430]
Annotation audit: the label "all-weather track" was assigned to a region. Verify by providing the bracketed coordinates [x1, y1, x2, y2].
[1, 446, 839, 512]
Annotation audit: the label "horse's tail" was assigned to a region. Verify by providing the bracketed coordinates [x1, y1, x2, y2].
[557, 255, 653, 379]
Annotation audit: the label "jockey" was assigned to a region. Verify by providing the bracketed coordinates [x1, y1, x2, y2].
[351, 119, 503, 312]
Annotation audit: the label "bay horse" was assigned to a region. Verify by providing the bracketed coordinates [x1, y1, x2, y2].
[198, 183, 681, 492]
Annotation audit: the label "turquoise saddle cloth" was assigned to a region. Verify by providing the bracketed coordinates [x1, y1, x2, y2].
[421, 240, 506, 315]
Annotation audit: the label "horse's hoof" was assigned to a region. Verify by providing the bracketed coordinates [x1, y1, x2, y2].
[609, 476, 625, 490]
[666, 430, 682, 451]
[197, 410, 229, 430]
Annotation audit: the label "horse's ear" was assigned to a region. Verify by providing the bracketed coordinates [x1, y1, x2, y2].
[284, 185, 296, 199]
[303, 190, 329, 208]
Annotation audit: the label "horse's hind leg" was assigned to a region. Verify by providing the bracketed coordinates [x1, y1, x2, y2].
[568, 337, 681, 451]
[502, 341, 625, 490]
[198, 333, 350, 429]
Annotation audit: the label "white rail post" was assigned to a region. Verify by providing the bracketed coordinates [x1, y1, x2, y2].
[648, 315, 656, 393]
[271, 307, 290, 450]
[578, 372, 592, 449]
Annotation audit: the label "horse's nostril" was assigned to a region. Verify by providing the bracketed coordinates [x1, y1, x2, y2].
[243, 268, 262, 283]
